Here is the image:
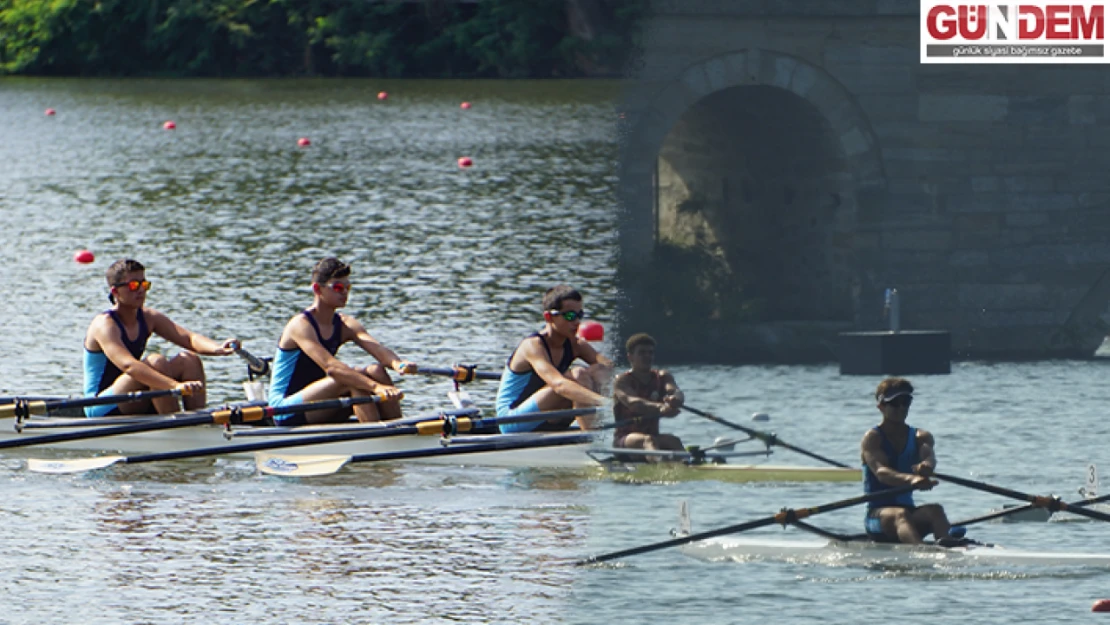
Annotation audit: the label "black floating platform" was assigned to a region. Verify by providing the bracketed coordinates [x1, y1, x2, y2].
[837, 330, 951, 375]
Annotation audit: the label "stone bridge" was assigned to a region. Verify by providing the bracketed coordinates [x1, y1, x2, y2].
[615, 0, 1110, 363]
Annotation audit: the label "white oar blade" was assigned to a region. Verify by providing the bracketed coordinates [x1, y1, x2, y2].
[27, 455, 125, 474]
[255, 452, 352, 477]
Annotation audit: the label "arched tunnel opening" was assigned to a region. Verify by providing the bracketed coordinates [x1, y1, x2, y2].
[650, 84, 857, 341]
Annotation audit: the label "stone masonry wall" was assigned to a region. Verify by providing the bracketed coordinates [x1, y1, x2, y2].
[617, 0, 1110, 360]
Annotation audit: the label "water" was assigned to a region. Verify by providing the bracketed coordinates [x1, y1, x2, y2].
[3, 79, 1110, 623]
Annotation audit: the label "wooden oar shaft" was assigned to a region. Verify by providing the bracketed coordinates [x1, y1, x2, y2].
[682, 406, 851, 468]
[935, 472, 1110, 524]
[578, 484, 919, 565]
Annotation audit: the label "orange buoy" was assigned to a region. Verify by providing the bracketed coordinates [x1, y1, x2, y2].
[74, 250, 95, 264]
[1093, 599, 1110, 612]
[297, 137, 311, 147]
[45, 108, 56, 116]
[163, 121, 176, 130]
[457, 156, 473, 168]
[578, 321, 604, 342]
[378, 91, 388, 101]
[460, 102, 471, 110]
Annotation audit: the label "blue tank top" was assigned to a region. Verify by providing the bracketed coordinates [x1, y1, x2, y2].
[83, 309, 151, 397]
[496, 332, 575, 416]
[863, 425, 918, 509]
[268, 311, 342, 402]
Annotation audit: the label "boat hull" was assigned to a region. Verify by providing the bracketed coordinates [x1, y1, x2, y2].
[681, 536, 1110, 567]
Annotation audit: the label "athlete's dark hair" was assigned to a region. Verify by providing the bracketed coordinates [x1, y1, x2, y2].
[312, 257, 351, 284]
[106, 259, 144, 286]
[542, 284, 582, 312]
[625, 333, 656, 353]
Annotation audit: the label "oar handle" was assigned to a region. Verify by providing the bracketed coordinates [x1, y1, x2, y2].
[416, 365, 501, 383]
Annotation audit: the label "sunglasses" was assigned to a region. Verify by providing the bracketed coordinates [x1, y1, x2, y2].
[884, 396, 913, 408]
[112, 280, 151, 292]
[550, 310, 586, 322]
[327, 282, 351, 294]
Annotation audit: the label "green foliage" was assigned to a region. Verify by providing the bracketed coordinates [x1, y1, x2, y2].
[0, 0, 648, 77]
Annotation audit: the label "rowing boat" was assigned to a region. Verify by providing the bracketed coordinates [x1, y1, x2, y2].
[679, 535, 1110, 567]
[673, 501, 1110, 567]
[0, 410, 862, 482]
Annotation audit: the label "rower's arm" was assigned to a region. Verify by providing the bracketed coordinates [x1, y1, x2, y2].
[913, 429, 938, 476]
[523, 338, 605, 406]
[147, 309, 236, 356]
[288, 318, 380, 394]
[574, 338, 614, 369]
[90, 316, 182, 391]
[612, 373, 668, 416]
[345, 316, 411, 374]
[659, 370, 684, 407]
[861, 430, 919, 487]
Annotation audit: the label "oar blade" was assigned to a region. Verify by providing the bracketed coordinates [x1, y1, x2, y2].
[255, 452, 352, 477]
[27, 455, 125, 474]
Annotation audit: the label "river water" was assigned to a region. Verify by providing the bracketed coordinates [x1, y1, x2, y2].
[3, 79, 1110, 624]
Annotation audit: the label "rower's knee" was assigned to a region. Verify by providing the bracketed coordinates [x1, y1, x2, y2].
[567, 367, 596, 390]
[145, 353, 172, 373]
[364, 364, 393, 386]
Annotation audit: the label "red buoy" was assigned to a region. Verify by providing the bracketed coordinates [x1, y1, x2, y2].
[297, 137, 311, 147]
[45, 108, 56, 116]
[163, 121, 176, 130]
[460, 102, 471, 110]
[578, 321, 604, 342]
[74, 249, 95, 264]
[457, 156, 473, 168]
[378, 91, 388, 101]
[1093, 599, 1110, 612]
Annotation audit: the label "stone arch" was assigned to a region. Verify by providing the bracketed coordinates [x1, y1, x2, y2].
[618, 49, 886, 347]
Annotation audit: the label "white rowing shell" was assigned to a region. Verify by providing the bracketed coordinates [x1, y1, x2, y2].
[680, 536, 1110, 567]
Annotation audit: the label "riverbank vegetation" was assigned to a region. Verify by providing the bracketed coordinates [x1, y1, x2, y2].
[0, 0, 646, 77]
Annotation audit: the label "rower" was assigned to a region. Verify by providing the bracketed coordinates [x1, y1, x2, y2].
[860, 377, 965, 546]
[268, 257, 415, 425]
[611, 333, 685, 460]
[494, 284, 611, 433]
[82, 258, 240, 416]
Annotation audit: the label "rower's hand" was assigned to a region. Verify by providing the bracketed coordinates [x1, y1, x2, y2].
[395, 361, 418, 375]
[912, 462, 935, 477]
[375, 385, 405, 402]
[175, 381, 204, 397]
[214, 338, 240, 356]
[660, 399, 681, 418]
[910, 475, 937, 491]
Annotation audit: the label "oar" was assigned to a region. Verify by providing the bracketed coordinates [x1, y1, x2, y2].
[951, 491, 1110, 527]
[243, 408, 600, 476]
[0, 389, 184, 419]
[0, 405, 269, 450]
[934, 471, 1110, 524]
[682, 406, 851, 468]
[0, 395, 67, 405]
[257, 431, 593, 477]
[26, 403, 482, 474]
[235, 345, 270, 377]
[576, 483, 920, 565]
[415, 364, 501, 383]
